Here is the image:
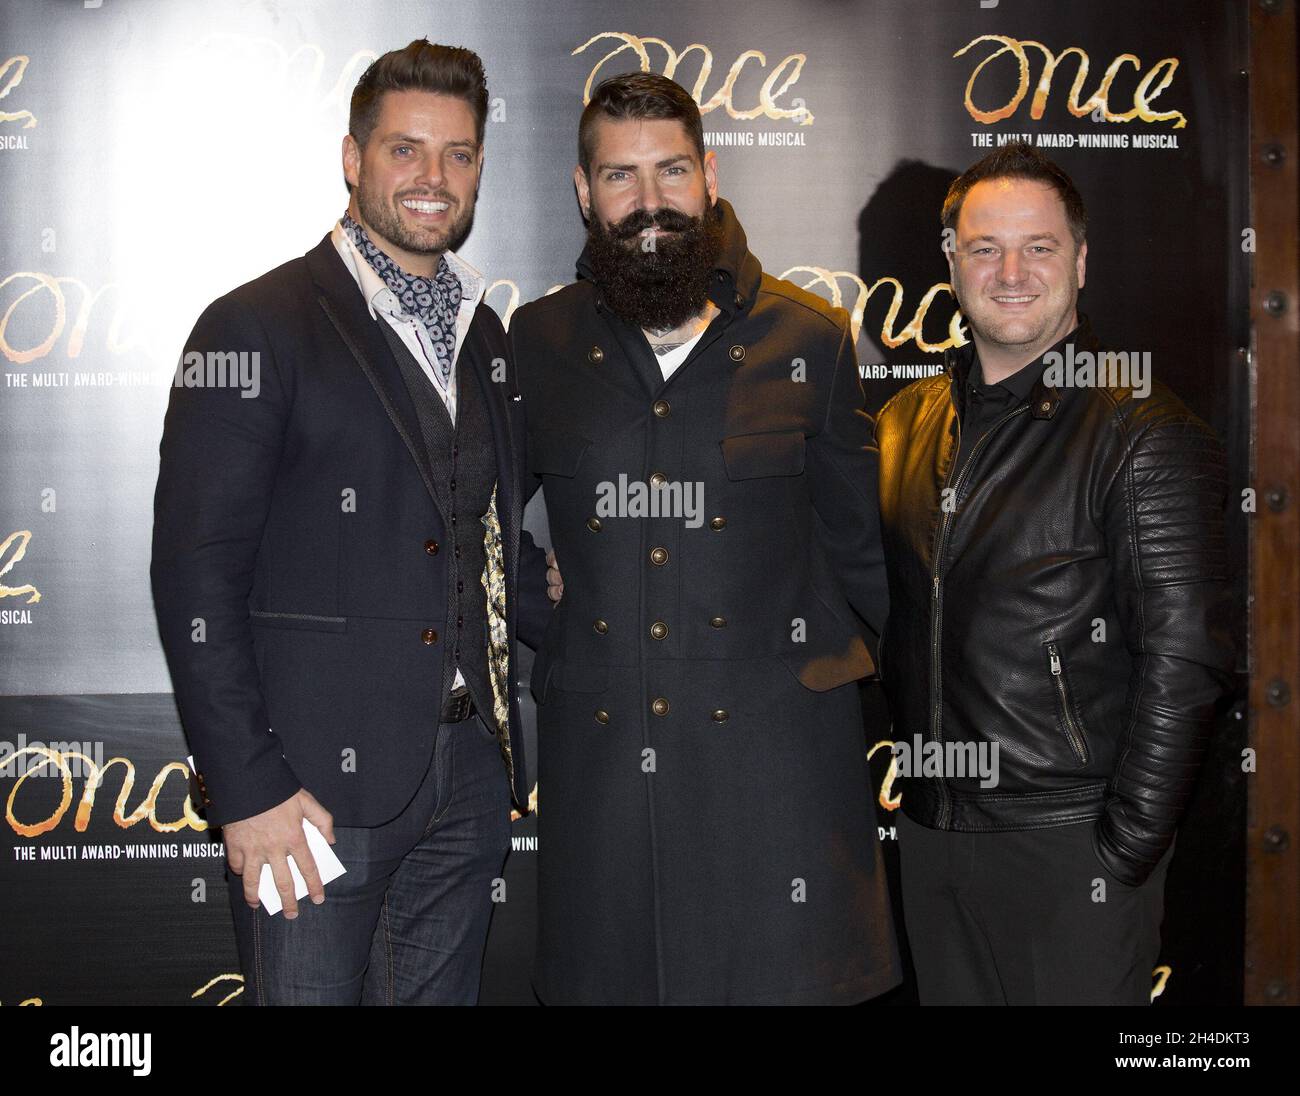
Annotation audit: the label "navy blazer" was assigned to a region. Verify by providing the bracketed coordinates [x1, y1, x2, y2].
[151, 234, 551, 827]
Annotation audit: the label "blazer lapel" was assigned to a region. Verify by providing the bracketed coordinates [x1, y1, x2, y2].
[306, 235, 446, 516]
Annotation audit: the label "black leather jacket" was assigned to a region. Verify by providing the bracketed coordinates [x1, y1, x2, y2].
[875, 316, 1234, 885]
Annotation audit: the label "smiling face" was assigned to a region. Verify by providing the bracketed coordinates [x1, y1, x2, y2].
[342, 89, 482, 276]
[946, 177, 1087, 381]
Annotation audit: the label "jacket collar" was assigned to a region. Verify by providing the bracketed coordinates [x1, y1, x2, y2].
[944, 312, 1099, 421]
[575, 196, 764, 319]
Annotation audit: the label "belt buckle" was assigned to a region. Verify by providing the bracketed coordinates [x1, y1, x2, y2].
[446, 688, 472, 723]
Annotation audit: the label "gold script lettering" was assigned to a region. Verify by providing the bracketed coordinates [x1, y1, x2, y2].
[0, 274, 137, 364]
[0, 55, 36, 129]
[867, 740, 902, 811]
[954, 34, 1186, 129]
[0, 529, 41, 604]
[574, 33, 812, 125]
[781, 266, 967, 354]
[6, 747, 207, 837]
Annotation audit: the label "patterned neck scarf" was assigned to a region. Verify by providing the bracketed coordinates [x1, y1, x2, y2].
[342, 212, 462, 385]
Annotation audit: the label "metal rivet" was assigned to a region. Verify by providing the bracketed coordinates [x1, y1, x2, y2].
[1264, 290, 1287, 316]
[1265, 486, 1289, 512]
[1262, 143, 1286, 167]
[1262, 825, 1290, 852]
[1266, 679, 1291, 708]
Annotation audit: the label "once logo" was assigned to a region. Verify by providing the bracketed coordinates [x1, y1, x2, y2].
[575, 32, 812, 125]
[955, 34, 1186, 129]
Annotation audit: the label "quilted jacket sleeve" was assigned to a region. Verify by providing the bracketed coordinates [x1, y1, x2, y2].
[1094, 390, 1236, 886]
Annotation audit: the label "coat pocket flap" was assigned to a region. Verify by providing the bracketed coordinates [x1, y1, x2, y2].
[527, 429, 592, 477]
[249, 610, 347, 633]
[720, 430, 806, 480]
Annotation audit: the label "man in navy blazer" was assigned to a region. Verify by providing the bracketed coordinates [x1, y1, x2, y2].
[150, 40, 553, 1005]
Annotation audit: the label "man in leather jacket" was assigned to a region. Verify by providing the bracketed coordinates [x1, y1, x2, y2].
[874, 142, 1235, 1004]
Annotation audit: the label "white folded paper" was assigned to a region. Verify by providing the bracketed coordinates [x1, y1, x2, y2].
[186, 755, 346, 916]
[256, 817, 347, 916]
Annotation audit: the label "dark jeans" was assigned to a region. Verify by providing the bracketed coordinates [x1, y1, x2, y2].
[225, 714, 510, 1005]
[897, 809, 1173, 1005]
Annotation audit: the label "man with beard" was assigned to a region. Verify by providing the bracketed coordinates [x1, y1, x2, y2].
[874, 142, 1234, 1003]
[151, 40, 553, 1004]
[510, 72, 900, 1004]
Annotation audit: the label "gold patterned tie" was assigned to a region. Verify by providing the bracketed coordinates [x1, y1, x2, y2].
[480, 483, 516, 793]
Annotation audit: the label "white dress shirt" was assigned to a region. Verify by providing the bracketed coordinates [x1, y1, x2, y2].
[330, 219, 486, 424]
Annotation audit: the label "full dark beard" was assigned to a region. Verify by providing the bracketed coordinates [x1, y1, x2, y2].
[583, 202, 725, 332]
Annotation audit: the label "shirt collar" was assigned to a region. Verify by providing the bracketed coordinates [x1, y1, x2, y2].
[330, 218, 486, 320]
[970, 351, 1045, 403]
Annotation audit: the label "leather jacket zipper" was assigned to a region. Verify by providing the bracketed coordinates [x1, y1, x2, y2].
[929, 403, 1029, 828]
[1046, 641, 1089, 764]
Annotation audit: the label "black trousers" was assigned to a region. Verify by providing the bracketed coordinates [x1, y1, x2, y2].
[897, 809, 1173, 1005]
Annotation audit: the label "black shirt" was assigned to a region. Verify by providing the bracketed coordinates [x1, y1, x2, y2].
[950, 352, 1044, 485]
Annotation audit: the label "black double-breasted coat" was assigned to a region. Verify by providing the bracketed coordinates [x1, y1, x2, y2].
[510, 198, 900, 1004]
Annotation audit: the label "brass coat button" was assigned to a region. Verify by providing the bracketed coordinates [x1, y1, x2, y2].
[650, 547, 668, 566]
[650, 621, 668, 640]
[733, 292, 745, 309]
[709, 616, 726, 628]
[709, 516, 726, 531]
[421, 628, 438, 644]
[588, 345, 604, 363]
[728, 345, 745, 362]
[594, 709, 610, 725]
[587, 517, 602, 532]
[711, 709, 729, 723]
[653, 400, 671, 418]
[651, 697, 670, 716]
[424, 539, 439, 555]
[593, 619, 608, 634]
[649, 472, 667, 488]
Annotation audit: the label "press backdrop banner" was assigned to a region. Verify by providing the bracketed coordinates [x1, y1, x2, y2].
[0, 0, 1248, 1006]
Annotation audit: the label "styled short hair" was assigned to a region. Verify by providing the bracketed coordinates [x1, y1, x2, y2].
[578, 72, 705, 176]
[349, 39, 489, 155]
[941, 141, 1087, 248]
